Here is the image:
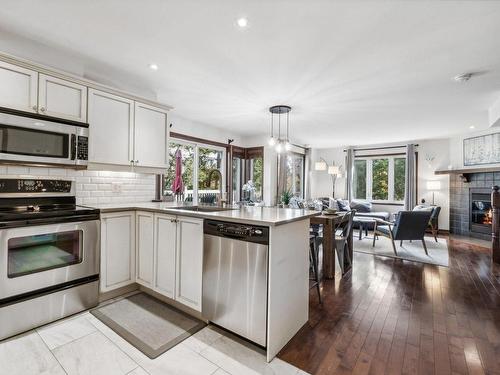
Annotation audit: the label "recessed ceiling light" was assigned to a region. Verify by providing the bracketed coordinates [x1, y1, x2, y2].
[469, 125, 475, 129]
[149, 63, 158, 71]
[236, 17, 248, 28]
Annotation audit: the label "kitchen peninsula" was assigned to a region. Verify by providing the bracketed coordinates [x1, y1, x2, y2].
[93, 202, 319, 361]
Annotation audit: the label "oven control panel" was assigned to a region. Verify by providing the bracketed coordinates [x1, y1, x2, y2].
[0, 179, 72, 193]
[77, 136, 88, 161]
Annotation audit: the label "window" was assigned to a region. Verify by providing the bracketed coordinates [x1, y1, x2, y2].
[354, 156, 406, 203]
[231, 147, 264, 203]
[249, 156, 263, 201]
[198, 146, 224, 204]
[165, 140, 225, 204]
[278, 152, 305, 199]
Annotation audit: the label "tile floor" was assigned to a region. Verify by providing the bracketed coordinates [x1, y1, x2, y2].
[0, 295, 309, 375]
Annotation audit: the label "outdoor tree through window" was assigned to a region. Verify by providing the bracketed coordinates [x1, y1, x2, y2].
[354, 156, 407, 203]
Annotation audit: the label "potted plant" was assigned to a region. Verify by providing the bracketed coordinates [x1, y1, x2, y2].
[280, 190, 292, 208]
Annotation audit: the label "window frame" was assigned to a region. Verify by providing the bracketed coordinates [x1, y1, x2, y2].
[168, 137, 226, 205]
[354, 154, 406, 204]
[277, 151, 306, 199]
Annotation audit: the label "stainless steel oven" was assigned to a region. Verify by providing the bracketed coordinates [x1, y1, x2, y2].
[0, 219, 99, 300]
[0, 109, 88, 168]
[0, 178, 99, 340]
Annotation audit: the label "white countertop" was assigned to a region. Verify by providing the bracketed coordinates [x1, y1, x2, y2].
[86, 201, 320, 226]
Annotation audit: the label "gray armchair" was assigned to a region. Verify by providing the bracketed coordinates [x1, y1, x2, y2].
[372, 210, 433, 255]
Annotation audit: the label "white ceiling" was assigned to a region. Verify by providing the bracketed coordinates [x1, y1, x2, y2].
[0, 0, 499, 147]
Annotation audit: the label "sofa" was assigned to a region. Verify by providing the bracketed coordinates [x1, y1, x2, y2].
[320, 198, 391, 229]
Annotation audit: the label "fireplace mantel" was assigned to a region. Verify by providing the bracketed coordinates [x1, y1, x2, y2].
[435, 167, 500, 182]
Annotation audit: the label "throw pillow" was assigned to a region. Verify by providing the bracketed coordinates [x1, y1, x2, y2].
[350, 199, 372, 213]
[413, 204, 433, 212]
[337, 199, 351, 211]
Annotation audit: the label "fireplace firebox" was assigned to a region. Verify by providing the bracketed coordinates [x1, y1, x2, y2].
[470, 188, 493, 235]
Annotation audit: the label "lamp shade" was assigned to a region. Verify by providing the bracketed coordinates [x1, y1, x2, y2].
[315, 161, 327, 171]
[426, 180, 441, 191]
[328, 165, 340, 175]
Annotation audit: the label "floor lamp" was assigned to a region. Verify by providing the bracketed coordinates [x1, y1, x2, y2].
[315, 158, 342, 198]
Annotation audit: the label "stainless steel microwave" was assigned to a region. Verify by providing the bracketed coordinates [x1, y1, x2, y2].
[0, 110, 88, 168]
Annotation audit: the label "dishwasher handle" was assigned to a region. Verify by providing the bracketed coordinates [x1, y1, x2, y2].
[204, 219, 269, 245]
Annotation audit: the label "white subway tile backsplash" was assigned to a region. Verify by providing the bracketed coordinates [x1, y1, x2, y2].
[7, 166, 29, 174]
[48, 168, 68, 176]
[2, 168, 156, 205]
[28, 167, 49, 176]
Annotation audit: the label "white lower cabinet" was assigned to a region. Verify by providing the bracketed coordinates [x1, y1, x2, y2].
[175, 217, 204, 311]
[100, 211, 136, 292]
[100, 211, 203, 311]
[136, 211, 154, 287]
[154, 213, 177, 299]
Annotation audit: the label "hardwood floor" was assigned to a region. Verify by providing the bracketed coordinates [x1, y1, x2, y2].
[278, 237, 500, 375]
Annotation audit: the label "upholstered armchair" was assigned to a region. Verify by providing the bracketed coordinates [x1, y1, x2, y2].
[372, 210, 433, 255]
[412, 205, 441, 242]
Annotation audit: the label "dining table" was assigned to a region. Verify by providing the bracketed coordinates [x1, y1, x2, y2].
[310, 212, 354, 279]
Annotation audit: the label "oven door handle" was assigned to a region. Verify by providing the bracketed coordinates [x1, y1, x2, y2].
[71, 134, 77, 160]
[0, 214, 99, 229]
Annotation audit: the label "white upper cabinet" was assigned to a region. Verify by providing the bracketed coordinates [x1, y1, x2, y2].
[0, 61, 38, 113]
[134, 102, 168, 168]
[38, 74, 87, 122]
[175, 216, 204, 311]
[136, 211, 154, 287]
[88, 89, 134, 166]
[154, 213, 177, 299]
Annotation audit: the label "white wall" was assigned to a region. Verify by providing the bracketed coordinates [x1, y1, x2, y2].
[449, 127, 500, 170]
[168, 113, 243, 145]
[310, 138, 451, 230]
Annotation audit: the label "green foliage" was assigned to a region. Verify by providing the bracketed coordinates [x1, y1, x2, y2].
[372, 158, 388, 200]
[280, 189, 293, 205]
[394, 158, 406, 201]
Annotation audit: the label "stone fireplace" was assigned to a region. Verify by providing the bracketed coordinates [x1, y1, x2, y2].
[450, 172, 500, 240]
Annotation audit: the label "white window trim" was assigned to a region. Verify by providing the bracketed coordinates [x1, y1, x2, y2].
[355, 155, 405, 204]
[170, 138, 226, 205]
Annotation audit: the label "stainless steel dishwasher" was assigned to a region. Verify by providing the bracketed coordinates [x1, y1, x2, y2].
[203, 219, 269, 346]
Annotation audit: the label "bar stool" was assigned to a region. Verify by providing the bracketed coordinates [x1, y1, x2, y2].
[309, 229, 322, 304]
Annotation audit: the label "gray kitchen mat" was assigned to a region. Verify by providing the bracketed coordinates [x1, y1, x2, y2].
[90, 292, 206, 359]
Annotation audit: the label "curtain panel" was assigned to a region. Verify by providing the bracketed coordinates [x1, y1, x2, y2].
[404, 143, 416, 210]
[345, 147, 355, 201]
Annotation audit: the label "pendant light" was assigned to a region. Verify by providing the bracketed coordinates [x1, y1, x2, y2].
[268, 105, 292, 153]
[268, 111, 275, 146]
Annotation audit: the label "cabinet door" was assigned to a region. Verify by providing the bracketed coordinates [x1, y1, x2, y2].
[38, 74, 87, 122]
[154, 213, 177, 298]
[100, 212, 136, 292]
[175, 216, 203, 311]
[136, 211, 154, 287]
[88, 89, 134, 166]
[133, 102, 168, 168]
[0, 61, 38, 113]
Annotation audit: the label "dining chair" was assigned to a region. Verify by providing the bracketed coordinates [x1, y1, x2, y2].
[309, 230, 322, 303]
[333, 210, 356, 275]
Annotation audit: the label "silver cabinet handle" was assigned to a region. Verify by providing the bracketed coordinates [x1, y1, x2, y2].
[40, 107, 46, 112]
[32, 105, 37, 111]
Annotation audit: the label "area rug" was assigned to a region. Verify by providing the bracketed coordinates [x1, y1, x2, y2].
[354, 235, 449, 267]
[90, 292, 206, 358]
